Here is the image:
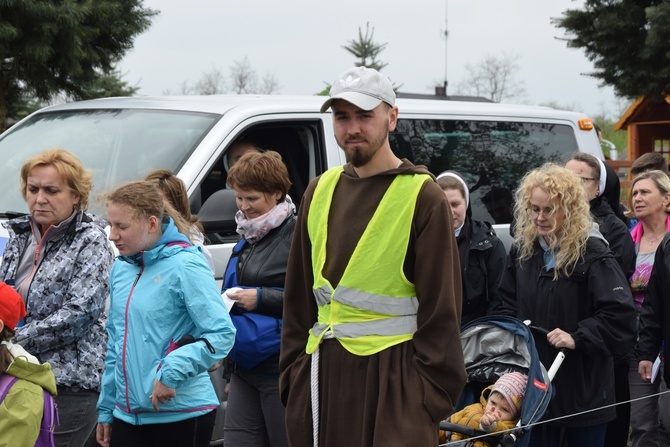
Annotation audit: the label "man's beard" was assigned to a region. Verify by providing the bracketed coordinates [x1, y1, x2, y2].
[349, 145, 376, 167]
[339, 121, 389, 168]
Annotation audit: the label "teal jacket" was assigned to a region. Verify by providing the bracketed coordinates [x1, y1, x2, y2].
[0, 344, 57, 447]
[97, 218, 236, 425]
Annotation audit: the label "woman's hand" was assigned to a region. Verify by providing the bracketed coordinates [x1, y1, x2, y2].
[639, 360, 653, 383]
[96, 423, 112, 447]
[228, 288, 258, 311]
[547, 328, 575, 350]
[150, 379, 176, 411]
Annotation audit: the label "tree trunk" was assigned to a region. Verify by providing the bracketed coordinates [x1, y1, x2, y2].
[0, 72, 7, 133]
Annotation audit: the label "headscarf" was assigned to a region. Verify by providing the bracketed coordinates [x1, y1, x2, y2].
[437, 171, 472, 233]
[594, 159, 629, 227]
[437, 171, 472, 263]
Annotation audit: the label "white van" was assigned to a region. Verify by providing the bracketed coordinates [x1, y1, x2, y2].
[0, 94, 603, 266]
[0, 94, 603, 445]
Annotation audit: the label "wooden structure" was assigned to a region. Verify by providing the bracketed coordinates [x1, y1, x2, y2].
[615, 96, 670, 165]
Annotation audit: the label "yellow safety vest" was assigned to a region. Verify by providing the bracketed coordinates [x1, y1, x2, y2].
[306, 166, 431, 356]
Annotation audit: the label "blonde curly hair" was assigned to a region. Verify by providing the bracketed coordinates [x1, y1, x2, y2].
[513, 163, 592, 279]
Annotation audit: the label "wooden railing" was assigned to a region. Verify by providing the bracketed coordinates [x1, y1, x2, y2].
[608, 160, 633, 204]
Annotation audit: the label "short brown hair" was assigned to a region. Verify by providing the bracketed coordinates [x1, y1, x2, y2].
[631, 153, 669, 176]
[226, 151, 292, 200]
[20, 148, 93, 210]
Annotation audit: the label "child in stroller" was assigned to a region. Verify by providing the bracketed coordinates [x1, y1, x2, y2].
[439, 316, 558, 447]
[439, 372, 528, 447]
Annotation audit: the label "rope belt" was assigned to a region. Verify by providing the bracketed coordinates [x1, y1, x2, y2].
[310, 330, 334, 447]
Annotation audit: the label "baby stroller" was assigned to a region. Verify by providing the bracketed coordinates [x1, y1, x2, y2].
[439, 316, 565, 447]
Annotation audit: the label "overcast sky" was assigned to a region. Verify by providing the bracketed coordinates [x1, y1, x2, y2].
[118, 0, 625, 119]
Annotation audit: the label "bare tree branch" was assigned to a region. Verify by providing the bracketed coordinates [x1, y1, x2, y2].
[230, 57, 258, 94]
[193, 66, 227, 95]
[455, 53, 526, 103]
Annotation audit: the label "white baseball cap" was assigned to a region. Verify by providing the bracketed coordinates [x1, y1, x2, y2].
[320, 66, 395, 113]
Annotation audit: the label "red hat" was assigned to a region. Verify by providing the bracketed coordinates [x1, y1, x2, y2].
[491, 372, 528, 418]
[0, 282, 26, 331]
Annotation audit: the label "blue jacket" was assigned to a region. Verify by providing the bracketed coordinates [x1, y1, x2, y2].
[97, 218, 236, 425]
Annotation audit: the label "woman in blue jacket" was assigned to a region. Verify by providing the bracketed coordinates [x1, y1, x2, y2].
[96, 181, 236, 447]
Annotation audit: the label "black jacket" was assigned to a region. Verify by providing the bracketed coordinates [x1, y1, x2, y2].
[236, 216, 296, 318]
[637, 234, 670, 383]
[459, 219, 507, 326]
[229, 215, 296, 373]
[498, 237, 636, 427]
[591, 197, 636, 280]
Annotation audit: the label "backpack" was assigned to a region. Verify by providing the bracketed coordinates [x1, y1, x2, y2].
[223, 239, 282, 369]
[0, 373, 59, 447]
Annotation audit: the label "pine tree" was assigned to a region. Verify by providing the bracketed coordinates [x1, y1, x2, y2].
[555, 0, 670, 100]
[0, 0, 156, 131]
[79, 67, 140, 100]
[342, 22, 388, 71]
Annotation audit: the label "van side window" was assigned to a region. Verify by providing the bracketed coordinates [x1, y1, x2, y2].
[390, 119, 579, 225]
[197, 122, 319, 243]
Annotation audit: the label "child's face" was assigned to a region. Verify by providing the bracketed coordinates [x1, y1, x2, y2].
[484, 391, 516, 422]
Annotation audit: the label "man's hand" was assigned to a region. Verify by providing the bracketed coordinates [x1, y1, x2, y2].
[150, 379, 177, 411]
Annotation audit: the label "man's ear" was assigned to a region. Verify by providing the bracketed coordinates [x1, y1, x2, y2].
[0, 320, 5, 334]
[388, 106, 399, 131]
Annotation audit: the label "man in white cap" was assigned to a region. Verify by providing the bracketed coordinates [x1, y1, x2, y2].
[279, 66, 466, 446]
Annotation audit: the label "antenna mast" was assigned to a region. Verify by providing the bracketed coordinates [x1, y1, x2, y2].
[443, 0, 449, 86]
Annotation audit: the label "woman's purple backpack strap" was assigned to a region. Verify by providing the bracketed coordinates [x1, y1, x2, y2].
[0, 373, 59, 447]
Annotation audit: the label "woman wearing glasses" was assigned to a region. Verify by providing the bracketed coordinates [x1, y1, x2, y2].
[565, 153, 635, 278]
[498, 163, 635, 447]
[565, 153, 636, 447]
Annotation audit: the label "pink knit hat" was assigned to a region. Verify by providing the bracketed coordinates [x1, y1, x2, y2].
[491, 372, 528, 417]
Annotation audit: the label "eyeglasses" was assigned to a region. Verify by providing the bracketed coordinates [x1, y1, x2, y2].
[527, 207, 556, 219]
[579, 177, 597, 183]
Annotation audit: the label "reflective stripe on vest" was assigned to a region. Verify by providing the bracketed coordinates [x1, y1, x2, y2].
[306, 166, 431, 356]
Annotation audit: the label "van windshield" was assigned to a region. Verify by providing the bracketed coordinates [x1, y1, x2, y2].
[391, 119, 578, 225]
[0, 109, 220, 216]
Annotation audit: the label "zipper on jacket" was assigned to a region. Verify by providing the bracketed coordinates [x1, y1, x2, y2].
[121, 257, 144, 413]
[19, 225, 54, 307]
[237, 241, 256, 281]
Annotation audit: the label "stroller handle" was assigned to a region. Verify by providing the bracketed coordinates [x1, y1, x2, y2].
[524, 320, 567, 381]
[439, 421, 522, 446]
[524, 321, 567, 353]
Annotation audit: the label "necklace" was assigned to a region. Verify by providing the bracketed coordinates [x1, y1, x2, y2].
[644, 233, 665, 246]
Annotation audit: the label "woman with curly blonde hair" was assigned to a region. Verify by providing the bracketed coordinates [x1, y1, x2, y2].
[513, 163, 594, 279]
[498, 163, 636, 447]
